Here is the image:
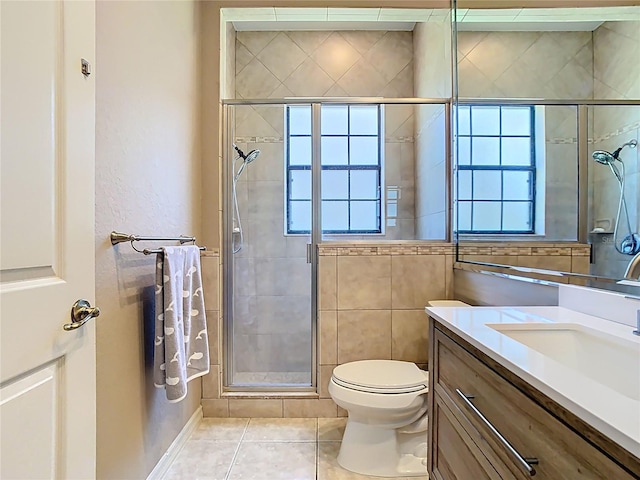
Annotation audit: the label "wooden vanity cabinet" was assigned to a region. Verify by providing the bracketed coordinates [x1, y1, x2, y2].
[427, 318, 640, 480]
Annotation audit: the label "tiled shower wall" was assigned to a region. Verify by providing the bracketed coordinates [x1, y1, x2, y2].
[233, 30, 417, 240]
[590, 20, 640, 278]
[230, 30, 418, 385]
[457, 30, 594, 241]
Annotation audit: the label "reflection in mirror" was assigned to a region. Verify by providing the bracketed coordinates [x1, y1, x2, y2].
[453, 5, 640, 290]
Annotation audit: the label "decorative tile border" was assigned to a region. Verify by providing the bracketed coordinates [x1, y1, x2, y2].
[318, 243, 455, 256]
[385, 136, 415, 143]
[234, 136, 283, 144]
[546, 120, 640, 145]
[458, 243, 589, 257]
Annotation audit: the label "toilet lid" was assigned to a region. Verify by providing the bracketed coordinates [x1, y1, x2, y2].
[332, 360, 428, 394]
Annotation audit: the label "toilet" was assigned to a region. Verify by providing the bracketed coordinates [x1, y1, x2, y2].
[328, 300, 469, 477]
[328, 360, 429, 477]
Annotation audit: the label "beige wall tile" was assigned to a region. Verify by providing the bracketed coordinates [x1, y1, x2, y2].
[391, 255, 446, 309]
[202, 399, 229, 418]
[571, 255, 591, 274]
[283, 399, 337, 418]
[318, 364, 337, 399]
[206, 310, 221, 365]
[517, 255, 572, 272]
[201, 255, 220, 312]
[337, 406, 348, 418]
[337, 310, 391, 364]
[319, 311, 337, 365]
[229, 399, 283, 418]
[319, 256, 337, 310]
[444, 254, 454, 299]
[337, 256, 391, 310]
[202, 364, 221, 399]
[392, 310, 429, 364]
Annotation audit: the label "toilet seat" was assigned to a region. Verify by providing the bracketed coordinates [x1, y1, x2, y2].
[332, 360, 428, 394]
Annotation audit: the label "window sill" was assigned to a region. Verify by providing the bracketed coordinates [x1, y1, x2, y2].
[458, 234, 549, 242]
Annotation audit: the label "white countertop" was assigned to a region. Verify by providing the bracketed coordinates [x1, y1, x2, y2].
[424, 305, 640, 458]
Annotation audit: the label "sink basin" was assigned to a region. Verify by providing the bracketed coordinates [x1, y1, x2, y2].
[487, 323, 640, 401]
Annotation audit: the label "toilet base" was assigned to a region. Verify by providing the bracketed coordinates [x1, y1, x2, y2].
[337, 419, 428, 477]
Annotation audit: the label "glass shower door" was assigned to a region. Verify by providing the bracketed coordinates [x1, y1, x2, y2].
[225, 102, 315, 389]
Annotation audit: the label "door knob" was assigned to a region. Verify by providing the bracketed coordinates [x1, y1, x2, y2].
[63, 299, 101, 331]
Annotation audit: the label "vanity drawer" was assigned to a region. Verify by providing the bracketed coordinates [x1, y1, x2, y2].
[431, 391, 504, 480]
[433, 328, 635, 480]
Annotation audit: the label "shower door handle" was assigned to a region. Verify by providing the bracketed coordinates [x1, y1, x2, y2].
[306, 243, 313, 264]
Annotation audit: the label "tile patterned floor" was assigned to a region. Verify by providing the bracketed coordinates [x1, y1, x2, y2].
[162, 417, 429, 480]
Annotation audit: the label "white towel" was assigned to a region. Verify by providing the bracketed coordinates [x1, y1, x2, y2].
[153, 245, 209, 402]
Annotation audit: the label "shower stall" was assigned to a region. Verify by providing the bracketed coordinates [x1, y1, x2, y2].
[222, 98, 450, 390]
[223, 101, 318, 390]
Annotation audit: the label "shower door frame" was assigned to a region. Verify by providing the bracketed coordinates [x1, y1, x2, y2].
[222, 97, 453, 392]
[222, 100, 322, 392]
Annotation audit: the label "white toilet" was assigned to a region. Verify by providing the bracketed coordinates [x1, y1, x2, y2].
[328, 360, 429, 477]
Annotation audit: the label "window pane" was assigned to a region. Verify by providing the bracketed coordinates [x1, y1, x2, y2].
[457, 106, 471, 136]
[350, 105, 378, 135]
[322, 137, 348, 165]
[289, 136, 311, 166]
[472, 137, 500, 165]
[351, 170, 378, 200]
[322, 105, 348, 135]
[322, 170, 348, 200]
[289, 105, 311, 135]
[458, 201, 472, 231]
[473, 201, 501, 231]
[458, 137, 471, 165]
[473, 171, 501, 200]
[458, 170, 472, 200]
[289, 201, 310, 232]
[503, 171, 532, 200]
[471, 106, 500, 135]
[350, 201, 378, 230]
[503, 202, 532, 231]
[289, 170, 311, 200]
[350, 137, 379, 165]
[322, 201, 348, 231]
[502, 107, 531, 136]
[502, 138, 531, 166]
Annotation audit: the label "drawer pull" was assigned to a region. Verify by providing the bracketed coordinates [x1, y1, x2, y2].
[456, 388, 539, 476]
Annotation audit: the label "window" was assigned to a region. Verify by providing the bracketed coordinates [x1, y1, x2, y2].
[286, 104, 382, 234]
[457, 105, 536, 234]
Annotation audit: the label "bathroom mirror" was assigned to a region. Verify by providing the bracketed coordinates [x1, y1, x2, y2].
[452, 3, 640, 293]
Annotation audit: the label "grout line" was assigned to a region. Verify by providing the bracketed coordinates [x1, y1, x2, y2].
[223, 419, 250, 480]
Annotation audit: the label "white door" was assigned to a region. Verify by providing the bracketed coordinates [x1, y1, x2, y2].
[0, 1, 96, 479]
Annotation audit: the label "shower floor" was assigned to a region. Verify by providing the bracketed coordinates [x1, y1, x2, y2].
[233, 371, 312, 386]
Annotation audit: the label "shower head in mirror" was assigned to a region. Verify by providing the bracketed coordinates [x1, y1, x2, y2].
[592, 139, 637, 165]
[592, 150, 616, 165]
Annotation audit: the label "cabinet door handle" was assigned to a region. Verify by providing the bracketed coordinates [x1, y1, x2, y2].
[456, 389, 538, 476]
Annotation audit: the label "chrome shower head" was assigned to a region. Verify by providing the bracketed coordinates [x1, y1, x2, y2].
[232, 144, 261, 181]
[592, 150, 616, 165]
[592, 139, 638, 165]
[244, 149, 261, 164]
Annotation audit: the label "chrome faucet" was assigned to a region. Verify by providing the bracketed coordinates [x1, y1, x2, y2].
[624, 251, 640, 280]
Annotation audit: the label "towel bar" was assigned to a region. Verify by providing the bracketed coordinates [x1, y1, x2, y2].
[110, 231, 206, 255]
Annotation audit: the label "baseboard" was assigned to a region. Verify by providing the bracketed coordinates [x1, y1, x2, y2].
[147, 406, 203, 480]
